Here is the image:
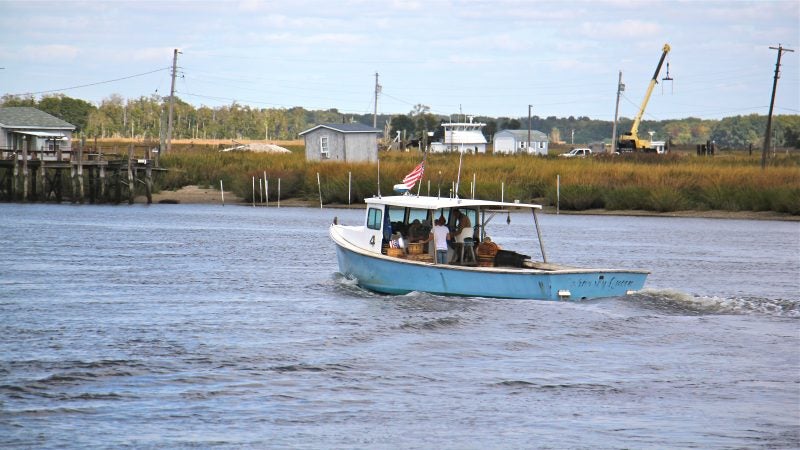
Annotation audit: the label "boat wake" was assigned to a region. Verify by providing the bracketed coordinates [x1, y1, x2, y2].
[330, 273, 385, 299]
[629, 289, 800, 318]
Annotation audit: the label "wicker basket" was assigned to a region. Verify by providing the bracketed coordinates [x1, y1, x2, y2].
[407, 242, 424, 255]
[476, 241, 499, 258]
[387, 247, 405, 257]
[478, 255, 495, 267]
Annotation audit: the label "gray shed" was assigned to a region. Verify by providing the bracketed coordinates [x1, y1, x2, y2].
[0, 107, 76, 158]
[299, 123, 380, 162]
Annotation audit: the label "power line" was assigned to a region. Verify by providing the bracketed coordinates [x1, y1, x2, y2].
[11, 67, 171, 97]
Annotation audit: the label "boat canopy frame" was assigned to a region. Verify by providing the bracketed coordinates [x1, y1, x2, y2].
[365, 195, 547, 263]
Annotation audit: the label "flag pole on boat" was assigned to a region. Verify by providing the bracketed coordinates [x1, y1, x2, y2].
[416, 145, 428, 197]
[377, 155, 381, 198]
[455, 143, 464, 199]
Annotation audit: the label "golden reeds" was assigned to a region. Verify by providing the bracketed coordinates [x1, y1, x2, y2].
[157, 146, 800, 214]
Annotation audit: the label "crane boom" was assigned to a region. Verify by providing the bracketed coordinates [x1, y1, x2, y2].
[618, 43, 671, 152]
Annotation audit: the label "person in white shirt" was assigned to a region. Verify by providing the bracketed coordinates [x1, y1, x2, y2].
[425, 215, 451, 264]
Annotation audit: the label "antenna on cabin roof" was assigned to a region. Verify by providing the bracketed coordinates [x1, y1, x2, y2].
[662, 62, 674, 94]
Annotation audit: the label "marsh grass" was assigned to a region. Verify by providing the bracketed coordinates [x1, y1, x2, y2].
[157, 146, 800, 214]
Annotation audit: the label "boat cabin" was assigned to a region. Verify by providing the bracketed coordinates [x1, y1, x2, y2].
[353, 196, 541, 267]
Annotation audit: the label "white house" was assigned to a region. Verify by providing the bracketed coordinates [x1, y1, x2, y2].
[429, 117, 487, 153]
[493, 129, 549, 155]
[0, 107, 75, 160]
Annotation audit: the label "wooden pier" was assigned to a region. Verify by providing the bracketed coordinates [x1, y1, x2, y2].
[0, 139, 163, 204]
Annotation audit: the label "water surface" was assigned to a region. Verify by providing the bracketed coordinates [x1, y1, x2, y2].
[1, 204, 798, 448]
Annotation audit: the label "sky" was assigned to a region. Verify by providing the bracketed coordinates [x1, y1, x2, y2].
[1, 0, 798, 122]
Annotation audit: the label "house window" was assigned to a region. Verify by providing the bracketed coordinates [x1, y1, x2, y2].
[320, 136, 329, 159]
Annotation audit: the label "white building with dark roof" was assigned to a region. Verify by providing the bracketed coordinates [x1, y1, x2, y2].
[493, 129, 549, 156]
[299, 123, 380, 162]
[0, 107, 76, 158]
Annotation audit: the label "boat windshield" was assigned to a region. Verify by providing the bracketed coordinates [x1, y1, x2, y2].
[366, 207, 382, 230]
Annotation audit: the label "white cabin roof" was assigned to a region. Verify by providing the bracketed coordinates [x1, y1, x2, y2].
[365, 195, 541, 210]
[443, 130, 488, 144]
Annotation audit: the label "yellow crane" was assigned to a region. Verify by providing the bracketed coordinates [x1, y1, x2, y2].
[618, 44, 671, 152]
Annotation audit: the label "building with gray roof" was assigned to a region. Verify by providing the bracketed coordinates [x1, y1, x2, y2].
[0, 107, 76, 156]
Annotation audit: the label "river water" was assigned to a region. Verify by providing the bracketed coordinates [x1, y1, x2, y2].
[1, 203, 798, 449]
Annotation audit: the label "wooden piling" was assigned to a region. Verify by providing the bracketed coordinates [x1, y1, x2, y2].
[38, 161, 45, 202]
[22, 137, 29, 202]
[77, 139, 84, 204]
[54, 170, 63, 203]
[145, 163, 152, 204]
[127, 144, 134, 204]
[99, 164, 106, 201]
[70, 152, 77, 203]
[11, 150, 18, 200]
[114, 168, 122, 204]
[88, 166, 95, 204]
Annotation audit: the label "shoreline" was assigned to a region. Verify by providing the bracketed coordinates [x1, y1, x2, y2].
[144, 186, 799, 222]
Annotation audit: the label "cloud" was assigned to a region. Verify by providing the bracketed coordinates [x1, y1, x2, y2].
[579, 19, 661, 39]
[444, 55, 493, 66]
[391, 0, 422, 11]
[21, 44, 80, 60]
[247, 31, 365, 46]
[238, 0, 266, 12]
[129, 47, 178, 63]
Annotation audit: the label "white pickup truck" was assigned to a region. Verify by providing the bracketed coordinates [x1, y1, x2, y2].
[559, 148, 593, 158]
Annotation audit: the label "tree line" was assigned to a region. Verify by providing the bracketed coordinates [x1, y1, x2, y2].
[2, 93, 798, 149]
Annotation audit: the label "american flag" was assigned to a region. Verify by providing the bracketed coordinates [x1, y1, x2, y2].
[401, 161, 425, 189]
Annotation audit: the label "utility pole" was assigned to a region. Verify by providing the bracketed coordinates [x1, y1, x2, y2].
[762, 44, 793, 169]
[373, 72, 380, 128]
[527, 104, 532, 155]
[611, 70, 623, 154]
[166, 48, 180, 154]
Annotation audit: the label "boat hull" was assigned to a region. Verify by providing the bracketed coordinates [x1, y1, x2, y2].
[332, 231, 647, 301]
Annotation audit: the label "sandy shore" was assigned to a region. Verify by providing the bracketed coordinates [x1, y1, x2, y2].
[140, 185, 242, 205]
[139, 186, 798, 221]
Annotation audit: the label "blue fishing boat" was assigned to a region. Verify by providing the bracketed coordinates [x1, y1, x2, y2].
[330, 195, 649, 300]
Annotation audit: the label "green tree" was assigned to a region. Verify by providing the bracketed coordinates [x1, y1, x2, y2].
[390, 114, 415, 140]
[0, 94, 36, 106]
[711, 114, 764, 148]
[37, 94, 95, 133]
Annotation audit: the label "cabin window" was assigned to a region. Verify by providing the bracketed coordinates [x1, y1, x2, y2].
[387, 206, 406, 235]
[320, 136, 329, 159]
[407, 208, 429, 224]
[387, 206, 405, 223]
[367, 207, 382, 230]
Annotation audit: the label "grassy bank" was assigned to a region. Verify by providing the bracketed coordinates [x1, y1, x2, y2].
[157, 144, 800, 215]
